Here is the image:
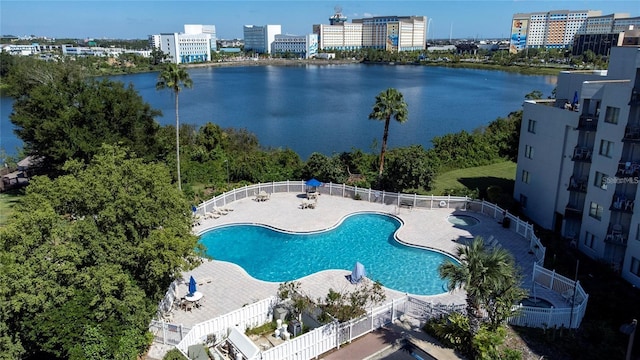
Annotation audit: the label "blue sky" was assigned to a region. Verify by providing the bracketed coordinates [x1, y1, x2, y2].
[1, 0, 637, 40]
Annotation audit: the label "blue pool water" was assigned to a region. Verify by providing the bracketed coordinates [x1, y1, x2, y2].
[199, 212, 457, 295]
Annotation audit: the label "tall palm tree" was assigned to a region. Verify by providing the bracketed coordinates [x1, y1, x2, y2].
[368, 88, 408, 176]
[156, 63, 193, 190]
[438, 236, 515, 339]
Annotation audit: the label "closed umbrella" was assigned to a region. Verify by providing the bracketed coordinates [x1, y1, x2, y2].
[188, 276, 197, 295]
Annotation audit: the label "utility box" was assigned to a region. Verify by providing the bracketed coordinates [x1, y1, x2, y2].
[288, 319, 302, 337]
[273, 307, 287, 321]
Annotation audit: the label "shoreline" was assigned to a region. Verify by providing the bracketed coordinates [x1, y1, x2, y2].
[183, 58, 362, 69]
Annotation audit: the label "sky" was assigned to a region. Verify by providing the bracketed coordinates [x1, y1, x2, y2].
[1, 0, 638, 41]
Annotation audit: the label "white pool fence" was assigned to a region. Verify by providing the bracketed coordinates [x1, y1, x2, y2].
[153, 181, 587, 359]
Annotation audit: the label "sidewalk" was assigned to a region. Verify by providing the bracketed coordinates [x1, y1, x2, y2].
[320, 319, 465, 360]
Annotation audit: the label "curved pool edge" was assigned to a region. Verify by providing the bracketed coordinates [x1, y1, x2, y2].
[196, 210, 404, 237]
[202, 257, 453, 298]
[196, 210, 458, 296]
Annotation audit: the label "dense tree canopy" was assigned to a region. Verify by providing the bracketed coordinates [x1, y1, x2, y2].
[10, 75, 163, 175]
[0, 145, 203, 359]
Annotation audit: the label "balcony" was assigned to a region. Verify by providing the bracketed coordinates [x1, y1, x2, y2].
[630, 88, 640, 106]
[568, 176, 588, 192]
[604, 223, 627, 246]
[604, 232, 627, 246]
[571, 147, 592, 162]
[576, 114, 598, 131]
[564, 204, 583, 218]
[611, 195, 635, 213]
[615, 162, 640, 178]
[623, 126, 640, 142]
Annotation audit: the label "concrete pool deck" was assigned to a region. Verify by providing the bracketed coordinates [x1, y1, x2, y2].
[167, 192, 539, 328]
[147, 192, 542, 359]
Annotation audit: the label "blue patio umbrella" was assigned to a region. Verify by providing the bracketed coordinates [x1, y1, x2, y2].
[305, 178, 322, 187]
[188, 276, 197, 295]
[572, 91, 579, 105]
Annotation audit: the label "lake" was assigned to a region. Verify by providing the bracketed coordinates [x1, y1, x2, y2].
[0, 64, 557, 160]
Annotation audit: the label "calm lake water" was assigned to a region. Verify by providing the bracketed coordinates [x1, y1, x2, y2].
[1, 64, 557, 160]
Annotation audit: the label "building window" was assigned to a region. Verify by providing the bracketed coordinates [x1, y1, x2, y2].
[527, 119, 536, 133]
[584, 231, 596, 249]
[589, 202, 603, 220]
[631, 257, 640, 277]
[520, 194, 528, 208]
[524, 145, 534, 159]
[522, 170, 530, 184]
[599, 139, 614, 158]
[594, 171, 608, 190]
[604, 106, 620, 124]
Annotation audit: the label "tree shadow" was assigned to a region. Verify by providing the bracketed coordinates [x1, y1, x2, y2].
[457, 176, 515, 199]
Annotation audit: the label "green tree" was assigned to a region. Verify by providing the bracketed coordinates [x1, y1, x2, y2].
[10, 76, 162, 176]
[382, 145, 435, 192]
[438, 237, 524, 355]
[368, 88, 408, 176]
[157, 63, 193, 190]
[0, 145, 203, 358]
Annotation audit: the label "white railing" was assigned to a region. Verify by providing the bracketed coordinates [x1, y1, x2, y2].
[166, 182, 579, 359]
[507, 263, 588, 329]
[196, 181, 545, 264]
[176, 296, 278, 356]
[174, 279, 587, 360]
[149, 320, 190, 346]
[261, 296, 464, 360]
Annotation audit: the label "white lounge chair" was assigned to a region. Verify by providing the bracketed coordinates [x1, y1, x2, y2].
[213, 207, 228, 215]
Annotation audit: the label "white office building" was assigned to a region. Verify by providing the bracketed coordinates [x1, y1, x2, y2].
[184, 24, 217, 51]
[150, 24, 215, 64]
[271, 34, 318, 59]
[514, 45, 640, 286]
[243, 25, 281, 54]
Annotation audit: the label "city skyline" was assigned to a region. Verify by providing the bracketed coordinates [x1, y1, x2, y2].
[1, 0, 637, 41]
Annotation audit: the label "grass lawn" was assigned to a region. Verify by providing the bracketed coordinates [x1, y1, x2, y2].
[0, 189, 23, 227]
[430, 161, 517, 197]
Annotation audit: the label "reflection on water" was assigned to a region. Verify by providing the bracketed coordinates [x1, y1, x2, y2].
[1, 65, 557, 159]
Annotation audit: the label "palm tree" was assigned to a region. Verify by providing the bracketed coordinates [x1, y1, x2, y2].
[438, 236, 515, 339]
[156, 63, 193, 190]
[368, 88, 408, 176]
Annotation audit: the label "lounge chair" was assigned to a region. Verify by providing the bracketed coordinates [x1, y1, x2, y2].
[213, 207, 228, 215]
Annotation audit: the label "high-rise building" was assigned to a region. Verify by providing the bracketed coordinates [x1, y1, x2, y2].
[313, 22, 363, 51]
[184, 24, 217, 51]
[314, 11, 426, 52]
[510, 10, 602, 53]
[514, 44, 640, 286]
[353, 16, 427, 52]
[150, 24, 215, 64]
[243, 25, 282, 54]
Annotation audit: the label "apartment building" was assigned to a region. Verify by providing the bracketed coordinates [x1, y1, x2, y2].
[514, 45, 640, 286]
[510, 10, 602, 53]
[271, 34, 318, 59]
[243, 25, 281, 54]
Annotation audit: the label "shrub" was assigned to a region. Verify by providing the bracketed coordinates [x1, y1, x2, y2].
[163, 348, 187, 360]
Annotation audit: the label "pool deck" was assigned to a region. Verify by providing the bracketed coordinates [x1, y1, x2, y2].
[167, 192, 539, 328]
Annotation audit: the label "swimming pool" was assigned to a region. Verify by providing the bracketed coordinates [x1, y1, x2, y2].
[199, 212, 457, 295]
